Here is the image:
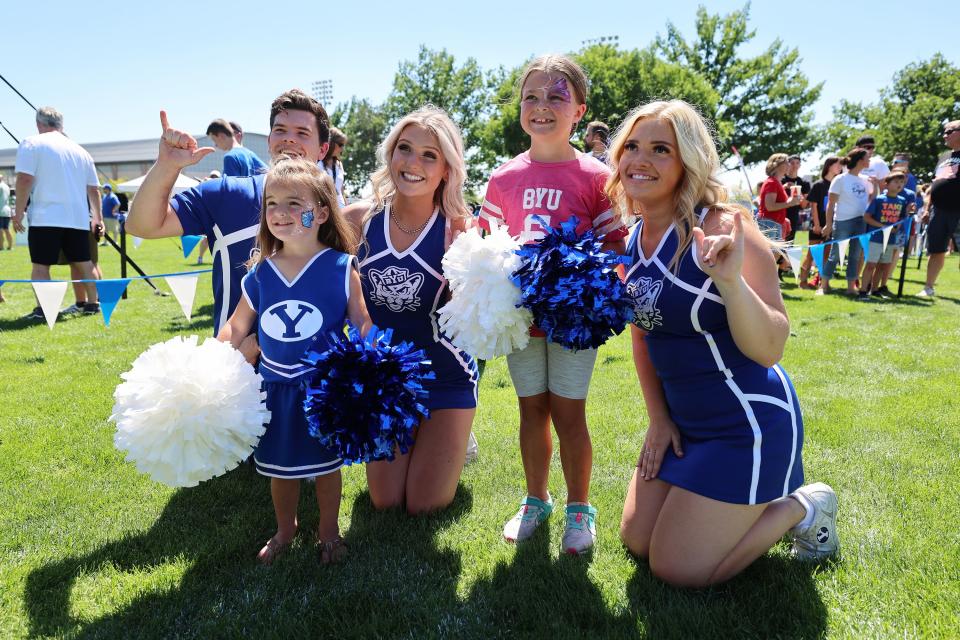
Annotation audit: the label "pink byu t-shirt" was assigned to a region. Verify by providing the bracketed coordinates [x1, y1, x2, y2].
[479, 151, 628, 337]
[479, 151, 627, 243]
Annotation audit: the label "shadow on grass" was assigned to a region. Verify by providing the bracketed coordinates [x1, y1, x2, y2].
[164, 303, 214, 333]
[23, 473, 473, 639]
[622, 552, 830, 638]
[459, 524, 641, 638]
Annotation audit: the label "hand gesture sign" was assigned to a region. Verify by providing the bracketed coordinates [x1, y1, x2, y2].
[691, 212, 745, 287]
[158, 110, 215, 170]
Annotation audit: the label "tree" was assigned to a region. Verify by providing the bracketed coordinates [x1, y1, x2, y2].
[330, 97, 389, 195]
[655, 4, 822, 163]
[481, 45, 720, 165]
[383, 46, 491, 187]
[819, 54, 960, 178]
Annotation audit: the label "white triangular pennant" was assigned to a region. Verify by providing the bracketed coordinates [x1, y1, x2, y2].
[882, 225, 893, 252]
[165, 275, 198, 321]
[132, 235, 143, 249]
[32, 281, 69, 329]
[838, 239, 850, 268]
[785, 247, 803, 282]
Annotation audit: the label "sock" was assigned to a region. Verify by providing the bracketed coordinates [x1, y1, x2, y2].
[791, 492, 815, 530]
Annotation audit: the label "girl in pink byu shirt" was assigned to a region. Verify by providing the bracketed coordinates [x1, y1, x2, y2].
[479, 54, 627, 555]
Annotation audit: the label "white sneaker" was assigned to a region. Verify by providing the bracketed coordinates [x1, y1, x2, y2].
[789, 482, 839, 561]
[561, 503, 597, 555]
[465, 431, 479, 465]
[917, 286, 935, 298]
[503, 494, 552, 543]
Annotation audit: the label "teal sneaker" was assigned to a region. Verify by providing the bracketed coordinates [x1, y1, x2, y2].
[503, 495, 553, 542]
[562, 503, 597, 555]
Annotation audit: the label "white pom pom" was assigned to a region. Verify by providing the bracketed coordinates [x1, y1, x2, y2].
[438, 227, 532, 359]
[110, 336, 269, 487]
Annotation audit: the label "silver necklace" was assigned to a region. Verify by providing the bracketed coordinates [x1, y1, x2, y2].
[390, 207, 431, 235]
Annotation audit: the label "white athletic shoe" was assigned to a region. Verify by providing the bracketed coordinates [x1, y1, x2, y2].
[790, 482, 839, 561]
[917, 286, 935, 298]
[503, 494, 553, 543]
[465, 431, 479, 465]
[561, 503, 597, 555]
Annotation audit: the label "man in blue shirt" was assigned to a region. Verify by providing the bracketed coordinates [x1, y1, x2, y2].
[206, 119, 268, 177]
[126, 89, 331, 355]
[100, 184, 121, 243]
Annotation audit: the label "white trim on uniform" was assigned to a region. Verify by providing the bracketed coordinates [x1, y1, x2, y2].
[772, 364, 800, 497]
[265, 249, 328, 288]
[383, 203, 439, 259]
[211, 221, 259, 331]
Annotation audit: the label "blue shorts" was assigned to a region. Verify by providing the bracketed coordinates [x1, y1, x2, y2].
[254, 382, 342, 479]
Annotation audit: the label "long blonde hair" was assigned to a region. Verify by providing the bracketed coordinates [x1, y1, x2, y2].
[605, 100, 754, 270]
[248, 158, 357, 270]
[366, 105, 470, 221]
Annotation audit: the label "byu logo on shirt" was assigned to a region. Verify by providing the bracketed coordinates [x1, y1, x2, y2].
[261, 300, 325, 342]
[627, 277, 664, 331]
[368, 266, 424, 312]
[521, 187, 563, 211]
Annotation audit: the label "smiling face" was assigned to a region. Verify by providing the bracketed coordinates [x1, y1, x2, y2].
[617, 117, 684, 210]
[389, 124, 448, 200]
[263, 180, 328, 245]
[519, 71, 586, 143]
[268, 109, 328, 162]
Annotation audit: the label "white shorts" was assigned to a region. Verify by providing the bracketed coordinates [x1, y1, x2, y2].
[506, 337, 598, 400]
[867, 242, 897, 264]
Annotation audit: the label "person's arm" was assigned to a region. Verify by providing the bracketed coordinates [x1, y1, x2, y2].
[12, 172, 34, 232]
[217, 296, 257, 350]
[763, 191, 801, 212]
[346, 268, 372, 338]
[111, 198, 120, 217]
[126, 111, 214, 238]
[631, 325, 683, 480]
[864, 203, 884, 229]
[87, 186, 103, 228]
[693, 210, 790, 368]
[809, 191, 822, 235]
[342, 201, 370, 253]
[824, 192, 838, 239]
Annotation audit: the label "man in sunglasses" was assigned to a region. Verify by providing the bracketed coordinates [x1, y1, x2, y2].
[918, 121, 960, 297]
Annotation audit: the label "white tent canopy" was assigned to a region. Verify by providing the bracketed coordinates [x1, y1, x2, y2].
[116, 173, 199, 194]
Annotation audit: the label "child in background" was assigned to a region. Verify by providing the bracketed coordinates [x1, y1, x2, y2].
[219, 158, 371, 565]
[478, 54, 628, 554]
[859, 172, 911, 300]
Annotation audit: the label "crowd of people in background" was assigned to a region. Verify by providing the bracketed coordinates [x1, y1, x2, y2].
[756, 129, 960, 299]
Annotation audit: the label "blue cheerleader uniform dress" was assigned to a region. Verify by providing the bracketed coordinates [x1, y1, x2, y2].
[624, 211, 804, 504]
[241, 249, 354, 478]
[358, 205, 479, 410]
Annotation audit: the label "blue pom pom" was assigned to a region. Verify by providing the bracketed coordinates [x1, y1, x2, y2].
[512, 215, 634, 351]
[301, 324, 435, 465]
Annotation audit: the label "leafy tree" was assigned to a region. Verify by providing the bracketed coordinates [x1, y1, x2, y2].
[330, 97, 389, 195]
[819, 54, 960, 178]
[654, 3, 822, 163]
[383, 46, 491, 187]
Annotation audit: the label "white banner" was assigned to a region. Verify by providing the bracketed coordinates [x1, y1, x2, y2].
[165, 275, 198, 321]
[785, 247, 804, 282]
[838, 239, 850, 268]
[882, 225, 893, 252]
[32, 281, 69, 329]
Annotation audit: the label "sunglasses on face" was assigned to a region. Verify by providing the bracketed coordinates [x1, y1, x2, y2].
[945, 128, 960, 135]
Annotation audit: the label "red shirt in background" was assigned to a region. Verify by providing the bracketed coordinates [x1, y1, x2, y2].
[758, 176, 790, 237]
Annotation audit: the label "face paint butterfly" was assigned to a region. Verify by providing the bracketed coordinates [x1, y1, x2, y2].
[301, 210, 314, 228]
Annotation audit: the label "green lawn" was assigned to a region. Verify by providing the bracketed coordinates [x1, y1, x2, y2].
[1, 235, 958, 639]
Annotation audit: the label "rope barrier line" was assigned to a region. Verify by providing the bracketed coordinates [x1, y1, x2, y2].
[0, 269, 212, 284]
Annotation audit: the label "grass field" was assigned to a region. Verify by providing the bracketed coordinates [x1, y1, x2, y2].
[1, 235, 958, 639]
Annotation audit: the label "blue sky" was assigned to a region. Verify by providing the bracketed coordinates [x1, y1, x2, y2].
[0, 0, 951, 149]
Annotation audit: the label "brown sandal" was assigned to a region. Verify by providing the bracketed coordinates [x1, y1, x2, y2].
[257, 536, 293, 566]
[317, 536, 348, 565]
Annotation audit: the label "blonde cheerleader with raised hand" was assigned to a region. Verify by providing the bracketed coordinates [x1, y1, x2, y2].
[219, 158, 371, 565]
[478, 55, 628, 555]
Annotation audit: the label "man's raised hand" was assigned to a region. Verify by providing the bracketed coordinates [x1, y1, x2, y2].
[157, 110, 215, 169]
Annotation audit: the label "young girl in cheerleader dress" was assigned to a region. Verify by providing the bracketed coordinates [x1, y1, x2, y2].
[219, 158, 371, 565]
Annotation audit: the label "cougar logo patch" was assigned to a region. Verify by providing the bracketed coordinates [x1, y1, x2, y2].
[627, 277, 663, 331]
[368, 266, 424, 312]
